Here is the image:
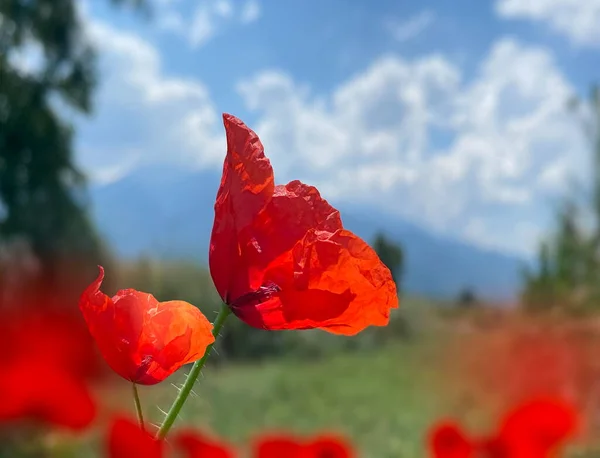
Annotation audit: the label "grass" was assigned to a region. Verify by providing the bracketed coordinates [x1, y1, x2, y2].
[145, 342, 448, 458]
[136, 301, 481, 458]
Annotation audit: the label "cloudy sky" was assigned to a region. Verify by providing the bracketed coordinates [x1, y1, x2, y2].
[74, 0, 599, 257]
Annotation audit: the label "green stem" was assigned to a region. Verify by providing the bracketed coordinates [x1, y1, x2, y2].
[132, 383, 145, 431]
[155, 303, 231, 440]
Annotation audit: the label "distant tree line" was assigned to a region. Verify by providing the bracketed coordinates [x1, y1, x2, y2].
[521, 86, 600, 314]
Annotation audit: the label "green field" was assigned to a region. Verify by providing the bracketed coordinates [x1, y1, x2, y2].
[148, 342, 450, 457]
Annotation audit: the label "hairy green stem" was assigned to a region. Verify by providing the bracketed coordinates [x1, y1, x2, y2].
[132, 383, 145, 431]
[155, 303, 231, 440]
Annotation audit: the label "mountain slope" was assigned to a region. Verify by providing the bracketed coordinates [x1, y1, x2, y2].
[90, 166, 523, 301]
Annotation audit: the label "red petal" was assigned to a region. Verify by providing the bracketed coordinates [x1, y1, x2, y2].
[210, 113, 275, 301]
[107, 417, 163, 458]
[79, 267, 214, 384]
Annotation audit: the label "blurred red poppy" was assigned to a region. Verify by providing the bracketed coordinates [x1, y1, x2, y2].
[254, 435, 305, 458]
[79, 266, 215, 385]
[0, 310, 97, 430]
[427, 398, 579, 458]
[176, 430, 236, 458]
[493, 397, 579, 457]
[254, 433, 354, 458]
[108, 417, 163, 458]
[209, 114, 398, 335]
[428, 421, 474, 458]
[305, 435, 355, 458]
[108, 417, 236, 458]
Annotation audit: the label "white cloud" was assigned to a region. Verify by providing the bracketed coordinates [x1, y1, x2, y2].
[496, 0, 600, 47]
[75, 2, 586, 256]
[385, 10, 435, 42]
[156, 0, 260, 47]
[241, 0, 261, 24]
[156, 9, 185, 33]
[236, 39, 585, 256]
[76, 18, 223, 183]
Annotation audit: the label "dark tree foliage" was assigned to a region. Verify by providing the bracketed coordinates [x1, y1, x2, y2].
[372, 232, 404, 291]
[0, 0, 142, 299]
[456, 287, 478, 308]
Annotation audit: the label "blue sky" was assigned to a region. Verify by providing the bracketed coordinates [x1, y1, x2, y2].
[69, 0, 600, 257]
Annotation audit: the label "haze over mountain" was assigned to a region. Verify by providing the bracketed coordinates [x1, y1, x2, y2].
[89, 165, 523, 302]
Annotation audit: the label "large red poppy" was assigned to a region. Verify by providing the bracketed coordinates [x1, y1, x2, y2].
[79, 266, 215, 385]
[209, 114, 399, 335]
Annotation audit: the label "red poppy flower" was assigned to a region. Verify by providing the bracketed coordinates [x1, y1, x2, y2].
[209, 114, 398, 335]
[254, 433, 355, 458]
[304, 435, 355, 458]
[494, 398, 578, 457]
[254, 435, 305, 458]
[107, 417, 236, 458]
[79, 266, 215, 385]
[108, 417, 163, 458]
[428, 421, 474, 458]
[175, 430, 236, 458]
[0, 310, 97, 430]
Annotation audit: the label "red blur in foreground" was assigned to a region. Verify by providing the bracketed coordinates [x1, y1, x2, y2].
[79, 266, 215, 385]
[209, 113, 398, 335]
[107, 417, 234, 458]
[429, 422, 474, 458]
[429, 398, 579, 457]
[254, 434, 355, 458]
[0, 310, 97, 430]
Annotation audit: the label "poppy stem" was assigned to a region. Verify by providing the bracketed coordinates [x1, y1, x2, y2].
[132, 382, 145, 431]
[155, 303, 231, 440]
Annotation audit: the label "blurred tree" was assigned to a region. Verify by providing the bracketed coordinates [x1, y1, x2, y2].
[521, 86, 600, 313]
[456, 287, 478, 309]
[0, 0, 143, 300]
[372, 232, 404, 292]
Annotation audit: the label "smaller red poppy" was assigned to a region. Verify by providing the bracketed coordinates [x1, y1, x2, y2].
[428, 421, 474, 458]
[79, 266, 215, 385]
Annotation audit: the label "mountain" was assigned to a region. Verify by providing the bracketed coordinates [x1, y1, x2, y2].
[89, 165, 523, 301]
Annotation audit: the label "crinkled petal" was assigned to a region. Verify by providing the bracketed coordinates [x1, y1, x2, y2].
[210, 113, 275, 302]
